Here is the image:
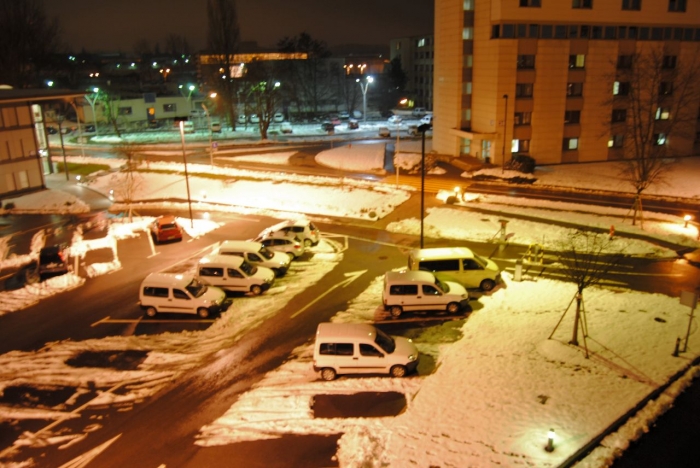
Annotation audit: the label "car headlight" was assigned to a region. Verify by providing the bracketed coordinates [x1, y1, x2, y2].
[408, 354, 417, 362]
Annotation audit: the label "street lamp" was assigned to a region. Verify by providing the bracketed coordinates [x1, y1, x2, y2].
[84, 87, 100, 136]
[178, 121, 194, 229]
[502, 94, 508, 173]
[201, 103, 213, 167]
[179, 84, 196, 111]
[357, 76, 373, 122]
[417, 123, 431, 248]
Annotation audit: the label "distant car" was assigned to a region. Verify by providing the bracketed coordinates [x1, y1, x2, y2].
[280, 122, 293, 134]
[378, 126, 391, 137]
[347, 119, 359, 130]
[237, 114, 247, 124]
[321, 121, 335, 132]
[328, 115, 341, 126]
[46, 126, 58, 135]
[258, 219, 321, 247]
[211, 121, 222, 133]
[388, 115, 403, 125]
[38, 244, 70, 280]
[83, 124, 96, 133]
[338, 111, 350, 120]
[253, 234, 305, 260]
[249, 114, 260, 123]
[352, 110, 363, 119]
[412, 107, 427, 117]
[150, 215, 184, 244]
[273, 112, 285, 123]
[421, 114, 433, 127]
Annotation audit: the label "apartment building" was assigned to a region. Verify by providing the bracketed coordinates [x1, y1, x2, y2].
[390, 35, 435, 110]
[434, 0, 700, 164]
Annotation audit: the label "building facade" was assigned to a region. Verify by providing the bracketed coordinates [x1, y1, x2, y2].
[390, 35, 435, 110]
[434, 0, 700, 164]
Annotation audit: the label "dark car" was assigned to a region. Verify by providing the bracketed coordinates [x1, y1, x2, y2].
[150, 215, 184, 244]
[347, 119, 359, 130]
[38, 245, 70, 280]
[46, 126, 58, 135]
[321, 122, 335, 132]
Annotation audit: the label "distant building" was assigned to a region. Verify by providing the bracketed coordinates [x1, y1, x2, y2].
[0, 89, 84, 199]
[433, 0, 700, 164]
[390, 35, 434, 111]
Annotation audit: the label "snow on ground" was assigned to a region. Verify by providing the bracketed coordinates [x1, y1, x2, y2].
[0, 142, 699, 467]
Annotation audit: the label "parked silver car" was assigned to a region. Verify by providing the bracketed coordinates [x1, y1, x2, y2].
[252, 234, 305, 260]
[258, 219, 321, 247]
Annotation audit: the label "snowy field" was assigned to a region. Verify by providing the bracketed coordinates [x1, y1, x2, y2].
[0, 144, 699, 467]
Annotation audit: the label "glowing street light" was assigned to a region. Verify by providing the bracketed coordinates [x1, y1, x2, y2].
[684, 214, 693, 228]
[84, 87, 100, 136]
[357, 76, 373, 122]
[179, 121, 195, 229]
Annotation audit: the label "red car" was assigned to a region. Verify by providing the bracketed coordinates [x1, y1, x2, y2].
[150, 215, 184, 244]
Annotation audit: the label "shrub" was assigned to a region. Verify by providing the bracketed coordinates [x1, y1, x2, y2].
[507, 155, 536, 174]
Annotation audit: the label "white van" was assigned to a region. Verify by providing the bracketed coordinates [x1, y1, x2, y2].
[196, 255, 274, 295]
[139, 273, 226, 318]
[408, 247, 501, 291]
[382, 270, 469, 318]
[313, 322, 419, 381]
[214, 240, 291, 276]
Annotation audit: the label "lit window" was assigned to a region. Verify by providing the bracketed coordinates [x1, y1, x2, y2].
[512, 139, 530, 153]
[608, 135, 624, 147]
[569, 55, 586, 69]
[418, 38, 426, 47]
[463, 27, 474, 40]
[654, 133, 667, 145]
[463, 0, 474, 10]
[465, 55, 473, 67]
[613, 81, 630, 96]
[656, 108, 671, 120]
[563, 138, 579, 150]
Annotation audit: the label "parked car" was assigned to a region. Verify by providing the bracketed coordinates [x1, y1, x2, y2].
[388, 115, 403, 125]
[237, 114, 247, 125]
[211, 120, 222, 133]
[249, 114, 260, 123]
[139, 273, 226, 318]
[252, 234, 305, 260]
[273, 112, 285, 123]
[352, 110, 363, 119]
[407, 246, 501, 291]
[382, 270, 469, 318]
[214, 240, 291, 276]
[328, 115, 341, 126]
[46, 126, 58, 135]
[150, 215, 184, 244]
[421, 114, 433, 127]
[321, 121, 335, 133]
[258, 219, 321, 247]
[378, 126, 391, 137]
[338, 111, 350, 120]
[196, 255, 275, 295]
[280, 122, 293, 134]
[347, 119, 359, 130]
[313, 323, 419, 380]
[83, 124, 96, 133]
[38, 244, 70, 280]
[412, 107, 427, 117]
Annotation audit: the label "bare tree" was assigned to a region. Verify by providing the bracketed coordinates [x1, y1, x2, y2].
[207, 0, 241, 129]
[549, 230, 626, 356]
[607, 46, 700, 227]
[0, 0, 60, 87]
[113, 143, 144, 222]
[164, 34, 190, 56]
[243, 63, 283, 140]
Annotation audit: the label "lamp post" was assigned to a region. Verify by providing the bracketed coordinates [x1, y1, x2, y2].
[179, 84, 196, 111]
[502, 94, 508, 173]
[417, 123, 431, 248]
[84, 87, 100, 136]
[56, 115, 68, 181]
[201, 103, 213, 167]
[357, 76, 373, 122]
[68, 100, 85, 158]
[179, 121, 194, 229]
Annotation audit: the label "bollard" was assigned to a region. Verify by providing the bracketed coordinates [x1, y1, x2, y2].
[673, 337, 681, 357]
[609, 225, 615, 240]
[514, 259, 523, 282]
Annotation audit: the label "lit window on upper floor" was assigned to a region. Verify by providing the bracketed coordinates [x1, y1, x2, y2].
[654, 133, 667, 145]
[656, 108, 671, 120]
[463, 27, 474, 40]
[613, 81, 630, 96]
[520, 0, 541, 7]
[573, 0, 593, 8]
[418, 38, 426, 47]
[622, 0, 641, 11]
[569, 55, 586, 69]
[669, 0, 686, 12]
[563, 138, 579, 150]
[608, 135, 624, 148]
[464, 82, 473, 95]
[512, 140, 530, 153]
[464, 55, 473, 67]
[517, 55, 536, 69]
[463, 0, 474, 10]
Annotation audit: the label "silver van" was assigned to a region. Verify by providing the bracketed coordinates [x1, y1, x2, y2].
[408, 247, 501, 291]
[139, 273, 226, 318]
[313, 323, 419, 381]
[196, 254, 274, 295]
[382, 270, 469, 318]
[215, 240, 291, 276]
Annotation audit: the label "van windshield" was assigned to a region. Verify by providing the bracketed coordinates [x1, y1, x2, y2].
[239, 260, 257, 276]
[186, 278, 208, 297]
[435, 278, 449, 292]
[374, 328, 396, 354]
[258, 246, 274, 259]
[474, 255, 489, 268]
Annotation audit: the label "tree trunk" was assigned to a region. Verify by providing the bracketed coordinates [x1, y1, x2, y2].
[570, 292, 582, 346]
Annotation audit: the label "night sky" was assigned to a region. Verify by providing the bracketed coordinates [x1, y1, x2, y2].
[45, 0, 434, 54]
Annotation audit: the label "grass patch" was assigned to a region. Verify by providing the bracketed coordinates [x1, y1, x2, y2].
[54, 162, 111, 176]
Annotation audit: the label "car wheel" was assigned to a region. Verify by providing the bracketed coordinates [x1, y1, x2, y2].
[480, 279, 496, 292]
[389, 306, 402, 318]
[321, 368, 337, 381]
[250, 284, 263, 296]
[304, 238, 313, 248]
[145, 307, 157, 318]
[390, 365, 407, 378]
[197, 307, 210, 319]
[447, 302, 460, 314]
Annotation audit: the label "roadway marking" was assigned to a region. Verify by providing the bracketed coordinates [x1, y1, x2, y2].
[290, 270, 366, 318]
[91, 316, 216, 326]
[57, 434, 122, 468]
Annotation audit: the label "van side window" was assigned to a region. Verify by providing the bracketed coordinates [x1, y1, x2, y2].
[319, 343, 354, 355]
[360, 344, 384, 357]
[389, 284, 418, 295]
[463, 259, 483, 270]
[200, 267, 224, 277]
[227, 268, 243, 278]
[248, 253, 262, 262]
[422, 285, 441, 295]
[143, 286, 168, 298]
[173, 289, 190, 300]
[420, 259, 460, 271]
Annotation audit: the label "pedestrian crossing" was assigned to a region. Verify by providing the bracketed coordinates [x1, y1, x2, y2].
[380, 175, 470, 194]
